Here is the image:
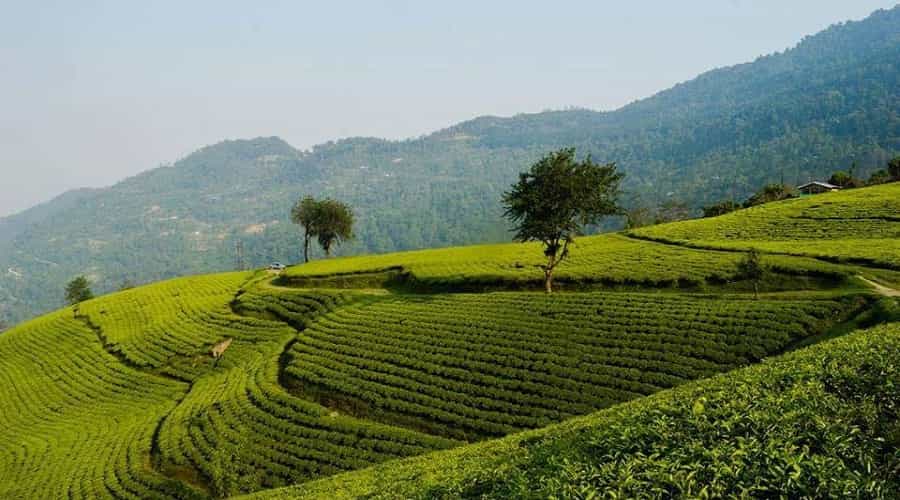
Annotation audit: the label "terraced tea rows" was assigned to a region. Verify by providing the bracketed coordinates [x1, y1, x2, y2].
[75, 274, 455, 496]
[632, 183, 900, 268]
[282, 292, 855, 440]
[156, 334, 457, 494]
[250, 318, 900, 500]
[281, 233, 851, 289]
[0, 310, 195, 499]
[77, 272, 266, 380]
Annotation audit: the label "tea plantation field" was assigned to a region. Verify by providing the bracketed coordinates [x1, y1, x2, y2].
[280, 233, 854, 289]
[632, 182, 900, 269]
[1, 183, 898, 498]
[250, 319, 900, 499]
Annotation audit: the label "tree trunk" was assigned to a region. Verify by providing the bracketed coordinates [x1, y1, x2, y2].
[753, 281, 759, 300]
[544, 254, 556, 293]
[303, 231, 310, 263]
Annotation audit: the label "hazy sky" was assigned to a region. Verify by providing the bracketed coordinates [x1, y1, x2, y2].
[1, 1, 896, 216]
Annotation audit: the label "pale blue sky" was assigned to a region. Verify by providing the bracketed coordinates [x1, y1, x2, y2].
[1, 1, 896, 216]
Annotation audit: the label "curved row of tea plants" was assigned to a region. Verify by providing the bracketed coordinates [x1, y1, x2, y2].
[632, 183, 900, 269]
[281, 233, 852, 289]
[247, 318, 900, 500]
[77, 272, 267, 381]
[76, 273, 456, 496]
[281, 291, 858, 440]
[156, 332, 458, 496]
[0, 310, 197, 499]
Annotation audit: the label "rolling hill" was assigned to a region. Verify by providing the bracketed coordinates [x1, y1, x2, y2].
[631, 182, 900, 271]
[1, 182, 898, 498]
[3, 5, 900, 326]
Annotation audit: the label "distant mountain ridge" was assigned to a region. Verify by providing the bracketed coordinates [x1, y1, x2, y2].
[2, 5, 899, 325]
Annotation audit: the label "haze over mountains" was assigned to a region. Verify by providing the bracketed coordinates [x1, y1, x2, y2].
[1, 5, 899, 326]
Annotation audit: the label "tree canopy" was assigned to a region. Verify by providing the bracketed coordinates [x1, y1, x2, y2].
[291, 196, 320, 263]
[889, 156, 900, 181]
[291, 197, 355, 260]
[503, 148, 622, 292]
[65, 276, 94, 306]
[736, 248, 766, 299]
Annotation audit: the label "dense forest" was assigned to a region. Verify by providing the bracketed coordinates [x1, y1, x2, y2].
[1, 6, 898, 325]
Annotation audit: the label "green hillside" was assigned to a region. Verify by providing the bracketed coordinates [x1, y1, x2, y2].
[248, 319, 900, 499]
[632, 182, 900, 271]
[1, 181, 898, 498]
[3, 5, 900, 326]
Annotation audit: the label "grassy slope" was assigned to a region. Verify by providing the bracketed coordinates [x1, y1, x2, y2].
[1, 183, 897, 498]
[281, 233, 854, 290]
[0, 309, 194, 499]
[0, 268, 869, 497]
[275, 288, 858, 441]
[247, 318, 900, 499]
[631, 183, 900, 270]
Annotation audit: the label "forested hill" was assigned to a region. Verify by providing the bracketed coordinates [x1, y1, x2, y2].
[2, 6, 899, 325]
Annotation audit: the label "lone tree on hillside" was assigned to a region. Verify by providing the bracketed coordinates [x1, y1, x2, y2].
[503, 148, 622, 293]
[291, 196, 355, 261]
[291, 195, 320, 263]
[314, 199, 355, 257]
[65, 276, 94, 306]
[737, 248, 765, 299]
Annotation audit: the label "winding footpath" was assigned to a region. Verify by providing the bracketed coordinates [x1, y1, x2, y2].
[858, 276, 900, 297]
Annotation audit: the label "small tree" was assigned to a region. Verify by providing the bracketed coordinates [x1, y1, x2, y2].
[828, 171, 851, 187]
[743, 183, 795, 208]
[736, 248, 765, 299]
[867, 169, 890, 186]
[503, 148, 622, 293]
[314, 199, 355, 257]
[291, 195, 320, 263]
[888, 156, 900, 181]
[702, 200, 740, 218]
[65, 276, 94, 306]
[624, 205, 654, 229]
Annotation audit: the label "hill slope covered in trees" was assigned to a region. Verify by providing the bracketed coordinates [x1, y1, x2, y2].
[2, 6, 899, 325]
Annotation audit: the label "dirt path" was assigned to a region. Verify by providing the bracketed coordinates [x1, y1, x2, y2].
[858, 276, 900, 297]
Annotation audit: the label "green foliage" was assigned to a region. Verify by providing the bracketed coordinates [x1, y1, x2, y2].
[633, 183, 900, 269]
[828, 170, 851, 187]
[702, 200, 740, 218]
[503, 148, 622, 291]
[867, 168, 891, 185]
[0, 173, 893, 498]
[290, 196, 319, 263]
[290, 196, 355, 260]
[313, 199, 354, 257]
[282, 233, 852, 292]
[736, 248, 766, 298]
[247, 321, 900, 499]
[280, 291, 853, 441]
[64, 275, 93, 306]
[889, 156, 900, 181]
[0, 310, 198, 499]
[743, 183, 795, 208]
